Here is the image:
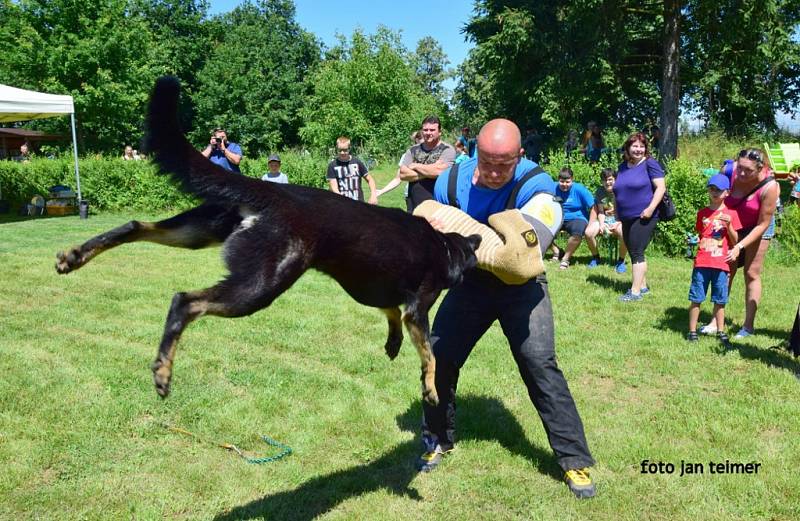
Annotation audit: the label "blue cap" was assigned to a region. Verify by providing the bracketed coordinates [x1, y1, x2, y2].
[708, 173, 730, 191]
[721, 159, 735, 179]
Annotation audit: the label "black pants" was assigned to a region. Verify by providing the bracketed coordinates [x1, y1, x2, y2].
[422, 270, 595, 471]
[621, 216, 658, 263]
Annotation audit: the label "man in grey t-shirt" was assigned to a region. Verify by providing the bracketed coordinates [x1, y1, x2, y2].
[398, 115, 455, 212]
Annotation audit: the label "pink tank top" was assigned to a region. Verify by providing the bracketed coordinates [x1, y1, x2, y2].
[724, 174, 771, 229]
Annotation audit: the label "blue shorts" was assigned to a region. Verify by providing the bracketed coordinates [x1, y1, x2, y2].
[562, 219, 588, 237]
[688, 267, 729, 305]
[762, 215, 776, 240]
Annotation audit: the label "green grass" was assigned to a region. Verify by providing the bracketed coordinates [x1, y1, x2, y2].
[1, 166, 799, 520]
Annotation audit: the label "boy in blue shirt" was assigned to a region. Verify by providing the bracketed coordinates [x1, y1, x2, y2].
[552, 167, 600, 268]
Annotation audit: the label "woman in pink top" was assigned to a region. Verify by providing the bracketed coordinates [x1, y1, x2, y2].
[702, 148, 778, 338]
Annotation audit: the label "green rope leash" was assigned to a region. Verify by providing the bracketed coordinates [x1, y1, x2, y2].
[164, 424, 292, 464]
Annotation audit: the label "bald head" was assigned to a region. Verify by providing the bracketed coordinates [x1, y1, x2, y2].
[477, 119, 522, 156]
[473, 119, 525, 190]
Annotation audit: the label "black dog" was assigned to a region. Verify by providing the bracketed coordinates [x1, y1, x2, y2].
[56, 77, 480, 405]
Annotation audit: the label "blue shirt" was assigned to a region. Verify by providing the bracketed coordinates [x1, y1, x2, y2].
[434, 157, 556, 224]
[209, 142, 243, 173]
[556, 182, 594, 222]
[613, 157, 664, 220]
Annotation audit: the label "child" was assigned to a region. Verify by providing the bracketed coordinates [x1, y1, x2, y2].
[454, 140, 469, 164]
[687, 174, 742, 347]
[584, 168, 628, 272]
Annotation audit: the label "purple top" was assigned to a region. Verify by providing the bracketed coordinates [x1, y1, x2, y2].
[613, 157, 664, 220]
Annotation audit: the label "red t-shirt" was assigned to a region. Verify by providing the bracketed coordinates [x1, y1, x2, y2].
[694, 207, 742, 272]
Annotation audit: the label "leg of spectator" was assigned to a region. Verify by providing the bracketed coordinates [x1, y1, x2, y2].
[742, 239, 769, 331]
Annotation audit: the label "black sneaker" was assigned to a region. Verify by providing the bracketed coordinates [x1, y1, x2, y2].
[415, 443, 452, 473]
[718, 332, 731, 351]
[564, 467, 596, 499]
[687, 331, 699, 342]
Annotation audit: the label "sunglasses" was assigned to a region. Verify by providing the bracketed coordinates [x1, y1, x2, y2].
[337, 148, 350, 153]
[738, 149, 762, 163]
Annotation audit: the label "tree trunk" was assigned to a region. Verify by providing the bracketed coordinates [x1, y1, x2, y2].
[659, 0, 681, 160]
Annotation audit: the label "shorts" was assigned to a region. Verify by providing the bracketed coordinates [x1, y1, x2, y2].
[562, 219, 588, 237]
[688, 267, 729, 305]
[762, 215, 776, 240]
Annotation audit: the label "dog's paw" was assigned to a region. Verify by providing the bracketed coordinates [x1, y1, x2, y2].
[55, 248, 83, 274]
[384, 334, 402, 360]
[422, 386, 439, 406]
[151, 359, 172, 399]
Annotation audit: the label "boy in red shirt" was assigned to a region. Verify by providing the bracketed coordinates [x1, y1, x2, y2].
[688, 174, 742, 347]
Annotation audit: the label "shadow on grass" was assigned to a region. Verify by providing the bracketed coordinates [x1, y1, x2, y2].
[658, 306, 792, 342]
[585, 273, 629, 294]
[214, 394, 561, 521]
[658, 306, 799, 373]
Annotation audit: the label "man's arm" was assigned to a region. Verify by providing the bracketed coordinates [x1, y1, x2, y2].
[377, 170, 402, 196]
[365, 174, 378, 204]
[399, 164, 422, 182]
[410, 159, 452, 179]
[201, 136, 214, 158]
[412, 146, 456, 179]
[328, 179, 340, 194]
[222, 143, 242, 165]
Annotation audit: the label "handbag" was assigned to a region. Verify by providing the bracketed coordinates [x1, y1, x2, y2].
[658, 190, 676, 221]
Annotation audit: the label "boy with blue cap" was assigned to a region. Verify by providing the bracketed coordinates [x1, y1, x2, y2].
[687, 174, 742, 347]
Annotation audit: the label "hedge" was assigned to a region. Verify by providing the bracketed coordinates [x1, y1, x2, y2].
[0, 150, 329, 212]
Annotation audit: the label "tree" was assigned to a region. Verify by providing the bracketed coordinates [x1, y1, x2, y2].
[659, 0, 681, 159]
[682, 0, 800, 134]
[190, 0, 320, 154]
[299, 27, 444, 157]
[0, 0, 164, 151]
[457, 0, 800, 142]
[412, 36, 451, 102]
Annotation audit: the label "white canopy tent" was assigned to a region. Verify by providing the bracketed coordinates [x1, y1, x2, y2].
[0, 84, 82, 201]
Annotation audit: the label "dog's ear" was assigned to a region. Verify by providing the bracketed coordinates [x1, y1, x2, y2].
[443, 232, 480, 286]
[465, 234, 482, 252]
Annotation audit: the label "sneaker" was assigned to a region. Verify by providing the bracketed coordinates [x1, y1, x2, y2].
[718, 332, 731, 350]
[615, 260, 627, 274]
[416, 443, 452, 473]
[687, 331, 699, 342]
[734, 327, 754, 339]
[588, 257, 600, 268]
[559, 260, 570, 270]
[618, 290, 642, 302]
[564, 468, 596, 499]
[640, 286, 650, 296]
[699, 324, 718, 335]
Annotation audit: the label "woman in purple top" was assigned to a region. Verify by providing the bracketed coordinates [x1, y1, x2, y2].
[613, 132, 666, 302]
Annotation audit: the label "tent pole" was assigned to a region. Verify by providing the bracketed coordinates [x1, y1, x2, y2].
[70, 112, 82, 202]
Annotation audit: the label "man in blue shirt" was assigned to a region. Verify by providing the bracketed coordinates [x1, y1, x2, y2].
[419, 119, 596, 499]
[553, 167, 601, 268]
[201, 127, 242, 173]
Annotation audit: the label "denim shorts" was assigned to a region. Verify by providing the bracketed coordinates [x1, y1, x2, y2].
[762, 215, 776, 240]
[688, 267, 729, 304]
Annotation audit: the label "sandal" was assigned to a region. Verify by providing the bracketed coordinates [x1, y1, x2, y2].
[559, 260, 570, 270]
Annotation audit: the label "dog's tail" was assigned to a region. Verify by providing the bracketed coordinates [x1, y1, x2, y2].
[144, 76, 264, 206]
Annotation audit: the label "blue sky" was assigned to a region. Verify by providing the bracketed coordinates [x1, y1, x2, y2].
[209, 0, 476, 70]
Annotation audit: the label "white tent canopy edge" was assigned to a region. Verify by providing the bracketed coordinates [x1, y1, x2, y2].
[0, 84, 82, 202]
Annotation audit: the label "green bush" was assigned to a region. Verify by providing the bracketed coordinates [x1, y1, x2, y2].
[0, 151, 330, 212]
[239, 150, 329, 189]
[770, 203, 800, 266]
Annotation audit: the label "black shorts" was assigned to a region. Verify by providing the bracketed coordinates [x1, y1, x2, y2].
[562, 219, 588, 238]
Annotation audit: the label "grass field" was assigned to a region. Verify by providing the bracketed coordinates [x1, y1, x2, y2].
[2, 165, 799, 520]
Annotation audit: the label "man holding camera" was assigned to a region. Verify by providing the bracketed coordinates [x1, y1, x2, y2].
[201, 128, 242, 173]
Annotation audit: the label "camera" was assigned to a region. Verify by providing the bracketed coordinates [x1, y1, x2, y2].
[214, 137, 222, 145]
